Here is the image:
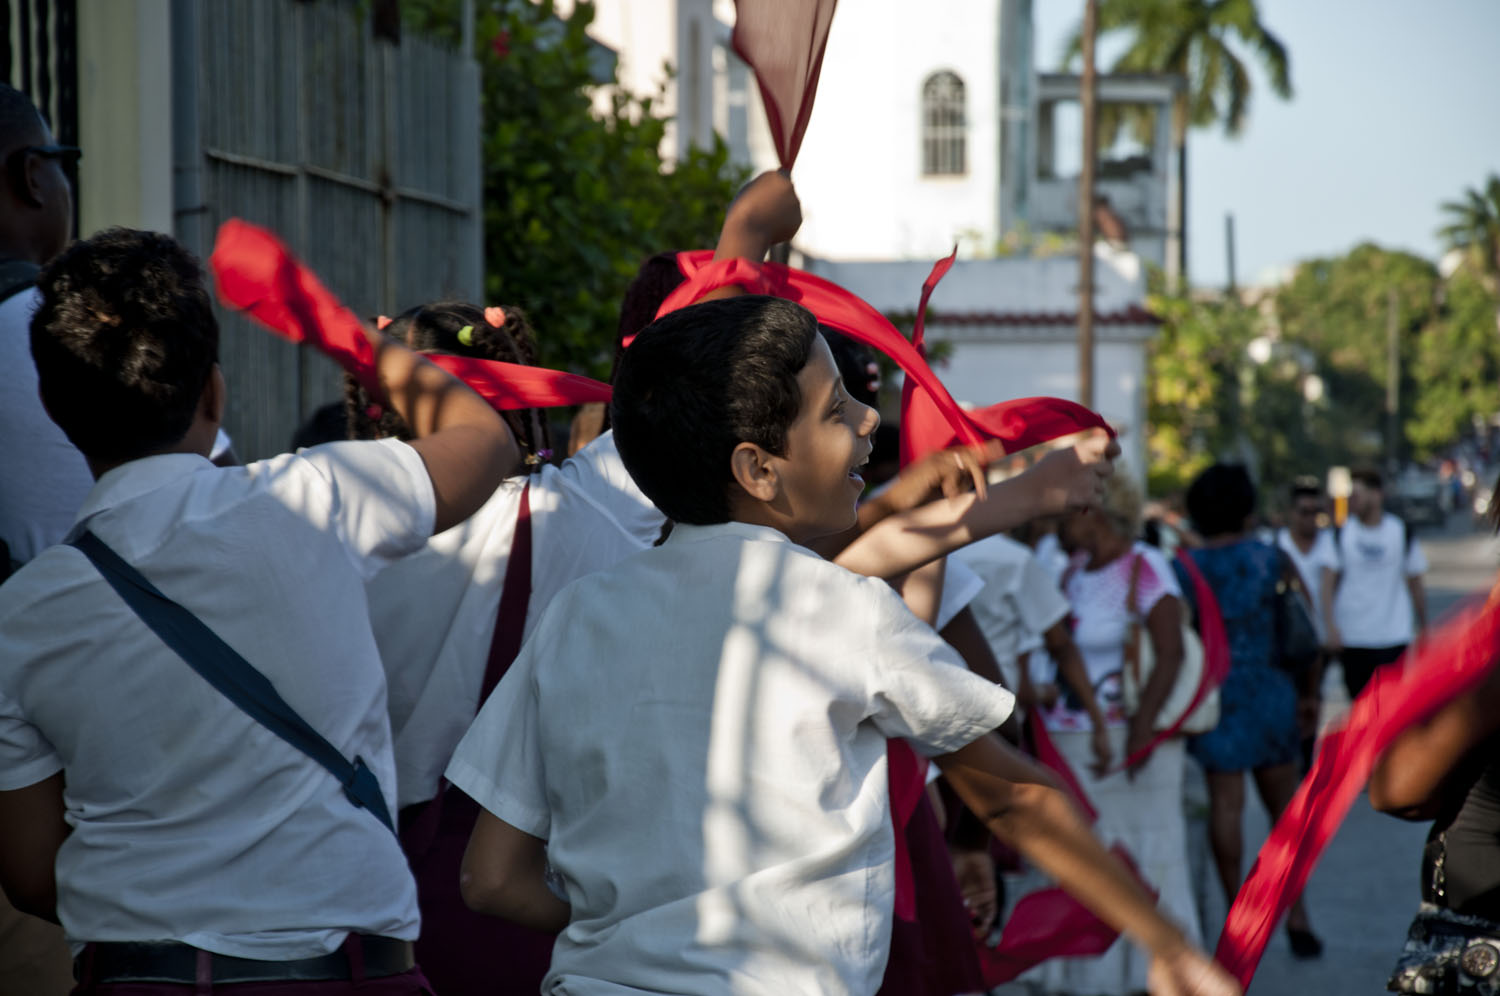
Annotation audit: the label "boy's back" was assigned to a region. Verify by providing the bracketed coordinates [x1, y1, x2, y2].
[0, 439, 433, 954]
[447, 520, 1013, 995]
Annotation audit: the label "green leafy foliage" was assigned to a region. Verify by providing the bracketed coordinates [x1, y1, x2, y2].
[404, 0, 748, 377]
[1147, 242, 1500, 496]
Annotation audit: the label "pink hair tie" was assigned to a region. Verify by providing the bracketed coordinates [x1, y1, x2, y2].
[375, 315, 393, 331]
[484, 306, 506, 329]
[365, 404, 383, 420]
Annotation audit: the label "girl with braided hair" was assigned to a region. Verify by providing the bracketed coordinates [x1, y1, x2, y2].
[352, 300, 663, 996]
[346, 300, 552, 462]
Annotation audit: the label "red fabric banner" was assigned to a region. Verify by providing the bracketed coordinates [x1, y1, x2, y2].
[730, 0, 838, 170]
[653, 253, 1114, 463]
[1215, 594, 1500, 987]
[978, 844, 1150, 985]
[210, 219, 611, 411]
[1111, 549, 1232, 773]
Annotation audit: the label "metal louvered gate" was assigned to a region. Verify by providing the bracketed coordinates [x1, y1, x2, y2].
[2, 0, 79, 230]
[173, 0, 481, 460]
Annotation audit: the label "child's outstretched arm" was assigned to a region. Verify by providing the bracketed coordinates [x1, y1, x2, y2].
[367, 329, 519, 534]
[460, 810, 571, 932]
[834, 431, 1118, 580]
[935, 734, 1240, 996]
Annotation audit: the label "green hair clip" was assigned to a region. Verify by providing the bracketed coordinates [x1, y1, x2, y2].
[456, 325, 475, 347]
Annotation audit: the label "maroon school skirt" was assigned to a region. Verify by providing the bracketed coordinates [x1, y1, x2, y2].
[876, 790, 986, 996]
[399, 788, 556, 995]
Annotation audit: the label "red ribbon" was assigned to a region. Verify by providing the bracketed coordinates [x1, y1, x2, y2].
[1109, 549, 1232, 773]
[654, 252, 1114, 464]
[730, 0, 839, 170]
[209, 219, 612, 412]
[1215, 594, 1500, 987]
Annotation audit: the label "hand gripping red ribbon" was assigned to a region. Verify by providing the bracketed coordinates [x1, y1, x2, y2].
[210, 219, 612, 413]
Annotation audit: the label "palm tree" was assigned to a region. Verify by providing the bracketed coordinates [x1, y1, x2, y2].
[1438, 174, 1500, 293]
[1062, 0, 1293, 287]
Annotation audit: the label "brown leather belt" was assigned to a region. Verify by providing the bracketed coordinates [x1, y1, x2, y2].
[76, 935, 414, 985]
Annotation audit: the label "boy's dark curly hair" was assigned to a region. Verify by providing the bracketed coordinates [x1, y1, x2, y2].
[31, 227, 219, 466]
[344, 300, 550, 462]
[612, 295, 817, 525]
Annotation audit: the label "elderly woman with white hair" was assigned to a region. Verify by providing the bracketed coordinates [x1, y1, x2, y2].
[1027, 466, 1203, 996]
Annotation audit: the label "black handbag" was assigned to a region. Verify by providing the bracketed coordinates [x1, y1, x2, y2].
[1272, 548, 1320, 675]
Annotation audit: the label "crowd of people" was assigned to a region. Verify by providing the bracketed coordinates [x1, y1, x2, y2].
[0, 74, 1485, 996]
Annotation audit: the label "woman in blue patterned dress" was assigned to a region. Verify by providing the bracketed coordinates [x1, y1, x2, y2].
[1185, 464, 1322, 958]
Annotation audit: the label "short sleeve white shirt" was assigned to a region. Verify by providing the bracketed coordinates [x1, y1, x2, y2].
[1332, 514, 1428, 648]
[1276, 528, 1339, 642]
[370, 430, 663, 807]
[446, 521, 1014, 996]
[954, 534, 1071, 690]
[936, 557, 985, 631]
[0, 440, 433, 957]
[0, 288, 94, 565]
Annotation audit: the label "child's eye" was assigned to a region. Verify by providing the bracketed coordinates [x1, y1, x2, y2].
[831, 401, 847, 419]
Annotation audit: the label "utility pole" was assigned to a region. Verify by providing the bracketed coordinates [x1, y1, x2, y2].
[1386, 287, 1400, 473]
[1077, 0, 1098, 409]
[1225, 212, 1237, 298]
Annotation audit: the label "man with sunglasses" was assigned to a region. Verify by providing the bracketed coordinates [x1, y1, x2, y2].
[0, 80, 84, 996]
[0, 83, 89, 584]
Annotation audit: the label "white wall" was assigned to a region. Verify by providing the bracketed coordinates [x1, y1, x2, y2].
[936, 337, 1149, 482]
[791, 0, 1002, 261]
[77, 0, 174, 237]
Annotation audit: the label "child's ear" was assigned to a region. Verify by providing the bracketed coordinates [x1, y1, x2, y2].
[729, 441, 780, 504]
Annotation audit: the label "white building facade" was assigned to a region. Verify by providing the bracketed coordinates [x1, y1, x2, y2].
[584, 0, 1167, 485]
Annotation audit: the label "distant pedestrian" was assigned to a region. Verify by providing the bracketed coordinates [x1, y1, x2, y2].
[1276, 477, 1339, 768]
[1327, 467, 1429, 699]
[1186, 464, 1322, 959]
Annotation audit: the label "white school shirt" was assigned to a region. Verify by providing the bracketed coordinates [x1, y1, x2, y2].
[0, 440, 432, 957]
[0, 287, 94, 565]
[446, 521, 1015, 996]
[1276, 527, 1339, 643]
[936, 557, 985, 631]
[1332, 513, 1428, 648]
[954, 534, 1071, 690]
[369, 430, 663, 808]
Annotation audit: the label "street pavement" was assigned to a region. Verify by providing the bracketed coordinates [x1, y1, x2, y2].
[996, 511, 1499, 995]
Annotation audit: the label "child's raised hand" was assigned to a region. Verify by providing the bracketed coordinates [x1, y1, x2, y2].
[725, 170, 803, 247]
[881, 441, 1006, 513]
[1026, 430, 1118, 515]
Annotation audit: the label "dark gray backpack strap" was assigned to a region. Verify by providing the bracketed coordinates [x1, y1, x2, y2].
[67, 529, 395, 833]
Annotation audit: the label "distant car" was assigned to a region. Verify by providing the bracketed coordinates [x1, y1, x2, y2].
[1390, 469, 1446, 529]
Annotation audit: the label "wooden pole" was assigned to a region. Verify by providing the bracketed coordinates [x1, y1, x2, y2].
[1077, 0, 1098, 409]
[1386, 287, 1400, 472]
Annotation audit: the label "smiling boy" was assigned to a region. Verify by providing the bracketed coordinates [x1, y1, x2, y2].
[446, 295, 1237, 996]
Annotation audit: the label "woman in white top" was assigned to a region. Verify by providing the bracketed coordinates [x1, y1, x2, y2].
[1027, 469, 1203, 996]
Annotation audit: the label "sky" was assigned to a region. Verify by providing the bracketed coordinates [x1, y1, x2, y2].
[1033, 0, 1500, 289]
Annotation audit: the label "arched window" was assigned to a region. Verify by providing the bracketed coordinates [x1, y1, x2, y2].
[922, 71, 966, 176]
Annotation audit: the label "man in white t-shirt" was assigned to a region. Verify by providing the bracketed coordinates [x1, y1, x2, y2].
[1328, 468, 1429, 698]
[0, 229, 518, 994]
[1276, 477, 1340, 765]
